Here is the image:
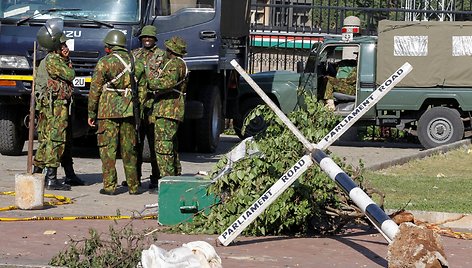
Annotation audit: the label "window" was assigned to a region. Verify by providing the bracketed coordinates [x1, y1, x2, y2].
[1, 0, 140, 23]
[393, 36, 428, 56]
[155, 0, 214, 16]
[452, 36, 472, 56]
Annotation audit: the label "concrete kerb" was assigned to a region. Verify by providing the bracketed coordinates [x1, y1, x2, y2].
[368, 138, 471, 171]
[401, 210, 472, 230]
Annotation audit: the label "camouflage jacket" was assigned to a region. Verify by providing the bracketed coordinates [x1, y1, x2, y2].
[132, 45, 165, 110]
[132, 45, 165, 63]
[88, 46, 146, 119]
[146, 54, 188, 121]
[35, 52, 75, 104]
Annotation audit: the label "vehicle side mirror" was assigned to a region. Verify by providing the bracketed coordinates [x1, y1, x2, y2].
[296, 61, 304, 73]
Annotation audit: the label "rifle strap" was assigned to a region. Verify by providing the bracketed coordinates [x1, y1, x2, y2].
[153, 57, 188, 96]
[107, 53, 132, 86]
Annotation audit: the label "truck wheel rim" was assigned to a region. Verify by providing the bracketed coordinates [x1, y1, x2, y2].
[427, 117, 453, 143]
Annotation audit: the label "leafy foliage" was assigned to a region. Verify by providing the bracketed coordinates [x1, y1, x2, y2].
[174, 92, 374, 236]
[49, 223, 157, 268]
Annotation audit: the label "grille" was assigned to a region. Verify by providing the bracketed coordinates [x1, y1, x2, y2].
[70, 51, 100, 71]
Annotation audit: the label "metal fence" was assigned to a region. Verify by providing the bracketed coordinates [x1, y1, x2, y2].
[249, 0, 472, 72]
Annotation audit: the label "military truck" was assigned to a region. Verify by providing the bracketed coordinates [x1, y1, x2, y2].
[236, 17, 472, 149]
[0, 0, 250, 155]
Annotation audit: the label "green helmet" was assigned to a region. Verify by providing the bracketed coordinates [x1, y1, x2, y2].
[103, 30, 126, 47]
[36, 18, 64, 51]
[139, 25, 157, 39]
[165, 36, 187, 56]
[59, 33, 71, 44]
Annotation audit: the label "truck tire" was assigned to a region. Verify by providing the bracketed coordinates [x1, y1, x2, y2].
[233, 98, 266, 139]
[196, 85, 222, 153]
[177, 101, 202, 152]
[178, 119, 196, 152]
[417, 107, 464, 149]
[0, 105, 25, 156]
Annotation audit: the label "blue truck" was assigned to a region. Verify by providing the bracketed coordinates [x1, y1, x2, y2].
[0, 0, 250, 155]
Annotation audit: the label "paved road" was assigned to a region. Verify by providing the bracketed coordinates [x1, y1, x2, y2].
[1, 135, 471, 267]
[0, 135, 244, 219]
[1, 135, 468, 219]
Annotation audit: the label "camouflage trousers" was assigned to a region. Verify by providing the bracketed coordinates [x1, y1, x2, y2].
[97, 117, 138, 193]
[152, 118, 181, 178]
[323, 76, 357, 100]
[33, 101, 69, 168]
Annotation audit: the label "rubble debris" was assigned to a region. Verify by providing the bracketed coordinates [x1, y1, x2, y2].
[389, 210, 472, 240]
[387, 222, 448, 268]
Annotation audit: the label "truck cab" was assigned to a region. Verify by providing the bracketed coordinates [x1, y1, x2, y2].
[0, 0, 250, 155]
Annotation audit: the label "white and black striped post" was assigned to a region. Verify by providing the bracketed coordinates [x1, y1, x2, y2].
[312, 149, 398, 242]
[218, 60, 412, 246]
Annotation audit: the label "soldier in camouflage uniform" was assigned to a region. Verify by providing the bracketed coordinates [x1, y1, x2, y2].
[33, 27, 82, 191]
[323, 63, 357, 110]
[34, 41, 85, 187]
[146, 36, 188, 181]
[88, 30, 146, 195]
[129, 25, 165, 189]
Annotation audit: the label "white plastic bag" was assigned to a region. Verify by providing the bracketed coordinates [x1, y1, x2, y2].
[140, 241, 222, 268]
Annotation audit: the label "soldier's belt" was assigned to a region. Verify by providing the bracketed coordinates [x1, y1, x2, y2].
[104, 87, 131, 97]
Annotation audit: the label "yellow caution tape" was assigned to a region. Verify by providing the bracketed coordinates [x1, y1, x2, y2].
[0, 75, 92, 83]
[0, 191, 157, 221]
[0, 215, 157, 221]
[0, 205, 18, 212]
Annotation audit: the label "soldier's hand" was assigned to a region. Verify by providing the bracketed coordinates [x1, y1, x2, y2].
[88, 118, 96, 128]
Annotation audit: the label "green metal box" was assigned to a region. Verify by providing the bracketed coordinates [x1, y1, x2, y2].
[158, 176, 218, 225]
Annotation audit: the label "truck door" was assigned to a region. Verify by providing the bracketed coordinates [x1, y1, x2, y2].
[298, 43, 321, 95]
[144, 0, 250, 153]
[149, 0, 219, 69]
[316, 44, 359, 114]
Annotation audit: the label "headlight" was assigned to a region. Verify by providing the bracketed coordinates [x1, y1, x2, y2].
[0, 55, 29, 69]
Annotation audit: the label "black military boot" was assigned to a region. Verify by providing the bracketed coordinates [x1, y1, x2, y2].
[63, 164, 85, 186]
[148, 175, 159, 190]
[46, 167, 71, 191]
[32, 165, 43, 174]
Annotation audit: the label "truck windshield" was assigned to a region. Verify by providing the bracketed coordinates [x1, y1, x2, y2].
[0, 0, 140, 23]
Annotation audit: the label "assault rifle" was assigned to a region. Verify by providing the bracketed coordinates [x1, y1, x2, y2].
[128, 53, 141, 144]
